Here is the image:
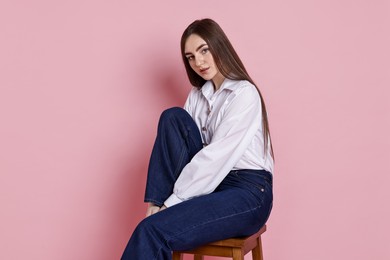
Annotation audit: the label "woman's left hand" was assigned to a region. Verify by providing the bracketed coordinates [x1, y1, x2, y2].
[145, 203, 167, 218]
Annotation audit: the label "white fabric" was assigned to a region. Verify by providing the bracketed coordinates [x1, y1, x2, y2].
[164, 79, 274, 207]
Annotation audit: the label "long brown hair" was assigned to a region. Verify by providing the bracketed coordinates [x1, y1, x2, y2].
[180, 18, 274, 159]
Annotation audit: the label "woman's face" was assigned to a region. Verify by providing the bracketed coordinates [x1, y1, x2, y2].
[184, 34, 224, 88]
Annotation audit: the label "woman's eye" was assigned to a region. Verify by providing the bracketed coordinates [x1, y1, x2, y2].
[186, 56, 194, 61]
[201, 48, 209, 54]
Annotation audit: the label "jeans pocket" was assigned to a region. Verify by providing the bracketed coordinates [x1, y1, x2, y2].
[236, 172, 266, 191]
[235, 170, 273, 206]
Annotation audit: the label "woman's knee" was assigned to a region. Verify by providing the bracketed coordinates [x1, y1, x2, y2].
[134, 216, 161, 236]
[158, 107, 191, 129]
[160, 107, 187, 121]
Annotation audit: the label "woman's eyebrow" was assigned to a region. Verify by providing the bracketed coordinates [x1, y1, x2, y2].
[185, 43, 208, 56]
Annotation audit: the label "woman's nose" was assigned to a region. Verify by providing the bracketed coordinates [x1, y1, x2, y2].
[195, 56, 204, 66]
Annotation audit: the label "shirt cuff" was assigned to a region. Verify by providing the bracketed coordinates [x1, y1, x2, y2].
[164, 193, 184, 207]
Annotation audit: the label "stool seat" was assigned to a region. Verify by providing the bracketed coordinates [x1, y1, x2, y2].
[172, 225, 266, 260]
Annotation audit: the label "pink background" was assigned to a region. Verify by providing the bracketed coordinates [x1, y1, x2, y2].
[1, 1, 389, 259]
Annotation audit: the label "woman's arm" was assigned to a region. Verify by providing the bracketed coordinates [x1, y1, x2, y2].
[164, 85, 263, 207]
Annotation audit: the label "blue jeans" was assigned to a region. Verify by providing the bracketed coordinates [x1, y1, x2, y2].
[121, 107, 273, 260]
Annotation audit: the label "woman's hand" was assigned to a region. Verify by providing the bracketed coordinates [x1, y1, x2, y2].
[146, 203, 167, 217]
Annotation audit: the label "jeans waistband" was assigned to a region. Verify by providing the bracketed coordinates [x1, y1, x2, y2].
[231, 169, 273, 186]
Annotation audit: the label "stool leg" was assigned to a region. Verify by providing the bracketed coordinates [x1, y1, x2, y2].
[252, 236, 264, 260]
[172, 251, 183, 260]
[232, 248, 244, 260]
[194, 255, 204, 260]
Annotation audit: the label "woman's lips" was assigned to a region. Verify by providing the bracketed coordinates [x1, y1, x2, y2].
[199, 67, 209, 74]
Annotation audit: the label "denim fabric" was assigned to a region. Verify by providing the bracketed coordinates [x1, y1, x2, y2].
[121, 107, 273, 260]
[144, 107, 203, 207]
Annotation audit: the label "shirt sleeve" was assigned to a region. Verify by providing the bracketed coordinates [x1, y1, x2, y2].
[164, 85, 263, 207]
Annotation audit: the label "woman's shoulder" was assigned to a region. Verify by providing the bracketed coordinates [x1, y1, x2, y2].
[223, 80, 258, 99]
[223, 80, 261, 108]
[224, 79, 256, 92]
[186, 86, 203, 103]
[188, 86, 202, 95]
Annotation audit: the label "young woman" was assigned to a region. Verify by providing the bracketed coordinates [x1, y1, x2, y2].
[121, 18, 274, 260]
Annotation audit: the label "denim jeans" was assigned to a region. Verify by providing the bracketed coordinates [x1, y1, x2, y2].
[121, 107, 273, 260]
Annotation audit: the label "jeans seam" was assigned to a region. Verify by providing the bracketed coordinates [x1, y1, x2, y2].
[173, 145, 187, 178]
[163, 203, 264, 250]
[154, 247, 164, 260]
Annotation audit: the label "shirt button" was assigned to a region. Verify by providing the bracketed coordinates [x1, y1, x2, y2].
[202, 127, 207, 131]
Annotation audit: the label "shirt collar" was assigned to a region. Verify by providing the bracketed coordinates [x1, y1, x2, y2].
[201, 78, 238, 99]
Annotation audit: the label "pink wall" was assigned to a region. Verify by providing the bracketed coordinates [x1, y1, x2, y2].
[1, 1, 389, 259]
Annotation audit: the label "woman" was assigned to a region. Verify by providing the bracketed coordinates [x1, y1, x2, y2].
[121, 18, 274, 260]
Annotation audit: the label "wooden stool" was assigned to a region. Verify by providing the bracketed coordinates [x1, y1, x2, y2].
[172, 225, 266, 260]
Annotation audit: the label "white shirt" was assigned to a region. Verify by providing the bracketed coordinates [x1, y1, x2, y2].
[164, 79, 274, 207]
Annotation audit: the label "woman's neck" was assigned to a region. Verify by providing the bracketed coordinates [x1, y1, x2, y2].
[212, 73, 225, 92]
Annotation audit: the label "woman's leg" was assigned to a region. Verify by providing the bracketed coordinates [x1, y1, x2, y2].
[121, 170, 273, 260]
[144, 107, 203, 207]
